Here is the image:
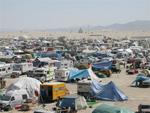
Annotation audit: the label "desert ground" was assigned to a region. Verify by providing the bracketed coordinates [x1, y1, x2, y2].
[0, 30, 150, 39]
[1, 66, 150, 113]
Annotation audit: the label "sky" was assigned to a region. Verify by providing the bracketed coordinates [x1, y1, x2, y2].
[0, 0, 150, 31]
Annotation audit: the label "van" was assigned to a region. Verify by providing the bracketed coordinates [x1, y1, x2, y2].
[40, 82, 69, 103]
[0, 89, 29, 110]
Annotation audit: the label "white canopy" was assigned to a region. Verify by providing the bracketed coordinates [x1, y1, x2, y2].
[6, 77, 41, 98]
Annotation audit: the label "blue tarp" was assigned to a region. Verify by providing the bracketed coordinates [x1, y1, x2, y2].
[68, 69, 90, 80]
[33, 52, 62, 60]
[92, 61, 112, 70]
[90, 80, 128, 101]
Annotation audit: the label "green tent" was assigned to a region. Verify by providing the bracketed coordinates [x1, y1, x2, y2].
[92, 104, 134, 113]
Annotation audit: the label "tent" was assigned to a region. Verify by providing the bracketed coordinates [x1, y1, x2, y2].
[57, 94, 88, 111]
[92, 104, 134, 113]
[68, 68, 99, 81]
[92, 61, 112, 71]
[90, 80, 128, 101]
[6, 77, 41, 98]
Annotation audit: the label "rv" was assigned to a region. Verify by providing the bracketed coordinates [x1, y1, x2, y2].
[40, 82, 69, 103]
[33, 66, 56, 82]
[12, 63, 33, 76]
[0, 63, 13, 78]
[55, 68, 70, 82]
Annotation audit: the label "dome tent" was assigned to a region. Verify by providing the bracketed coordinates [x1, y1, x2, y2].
[6, 77, 41, 98]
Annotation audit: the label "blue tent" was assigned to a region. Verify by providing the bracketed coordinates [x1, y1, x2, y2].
[68, 69, 90, 80]
[92, 61, 112, 70]
[90, 80, 128, 101]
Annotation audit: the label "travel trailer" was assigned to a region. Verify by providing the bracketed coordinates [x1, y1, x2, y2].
[33, 67, 56, 82]
[55, 68, 70, 82]
[0, 63, 13, 78]
[12, 63, 33, 76]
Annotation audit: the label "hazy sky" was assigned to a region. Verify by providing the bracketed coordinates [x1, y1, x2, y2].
[0, 0, 150, 30]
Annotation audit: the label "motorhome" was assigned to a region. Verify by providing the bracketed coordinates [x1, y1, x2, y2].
[12, 63, 33, 76]
[0, 63, 13, 78]
[55, 68, 70, 82]
[33, 66, 56, 82]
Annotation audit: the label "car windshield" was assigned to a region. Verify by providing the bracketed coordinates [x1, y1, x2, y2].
[0, 95, 11, 101]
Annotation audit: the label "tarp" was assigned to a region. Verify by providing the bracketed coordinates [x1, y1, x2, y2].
[33, 51, 62, 60]
[69, 69, 89, 80]
[68, 68, 99, 81]
[90, 80, 128, 101]
[92, 61, 112, 70]
[6, 77, 41, 98]
[92, 104, 134, 113]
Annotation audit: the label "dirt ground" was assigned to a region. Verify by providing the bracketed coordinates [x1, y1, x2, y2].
[1, 67, 150, 113]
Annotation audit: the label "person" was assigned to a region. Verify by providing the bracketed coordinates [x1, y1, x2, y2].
[40, 86, 46, 103]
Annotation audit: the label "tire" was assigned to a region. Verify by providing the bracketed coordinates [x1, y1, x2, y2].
[3, 105, 12, 111]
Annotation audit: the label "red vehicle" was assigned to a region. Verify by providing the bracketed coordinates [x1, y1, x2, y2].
[126, 68, 138, 74]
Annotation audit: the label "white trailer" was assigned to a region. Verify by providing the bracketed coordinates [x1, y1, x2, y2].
[12, 63, 33, 75]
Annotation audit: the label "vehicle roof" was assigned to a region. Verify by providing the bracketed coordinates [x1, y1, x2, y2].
[0, 64, 11, 68]
[41, 82, 65, 85]
[63, 94, 79, 99]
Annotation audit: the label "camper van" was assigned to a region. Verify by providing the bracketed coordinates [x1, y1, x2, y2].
[12, 63, 33, 76]
[0, 63, 13, 78]
[33, 67, 56, 82]
[0, 89, 29, 110]
[55, 68, 70, 82]
[40, 82, 69, 102]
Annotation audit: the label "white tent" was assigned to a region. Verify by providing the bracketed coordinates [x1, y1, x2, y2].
[6, 77, 41, 98]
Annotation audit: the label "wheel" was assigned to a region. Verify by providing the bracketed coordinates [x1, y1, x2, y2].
[3, 105, 12, 111]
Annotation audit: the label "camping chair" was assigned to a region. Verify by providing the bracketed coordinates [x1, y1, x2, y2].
[138, 104, 150, 113]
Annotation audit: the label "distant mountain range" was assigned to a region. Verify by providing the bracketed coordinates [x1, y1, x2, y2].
[94, 20, 150, 31]
[46, 20, 150, 32]
[0, 20, 150, 32]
